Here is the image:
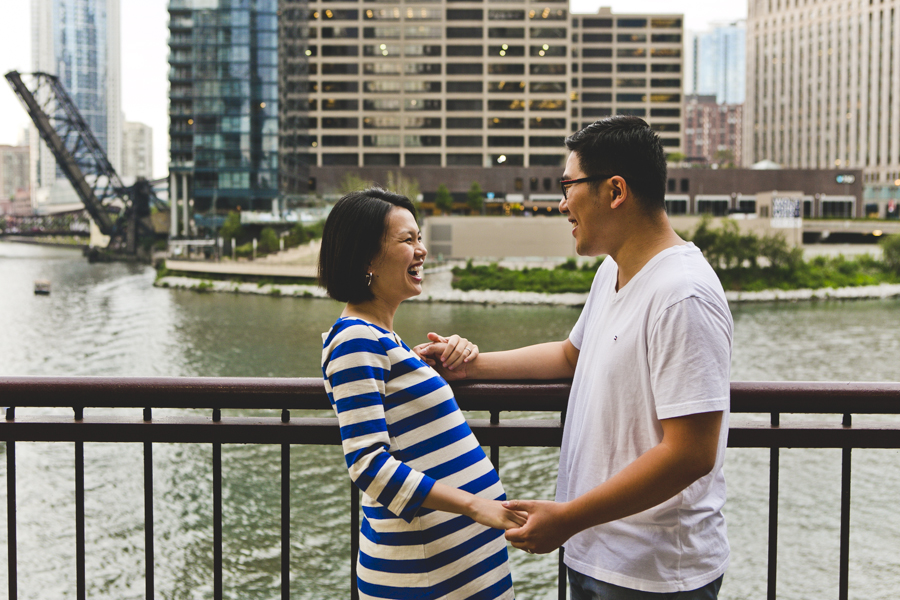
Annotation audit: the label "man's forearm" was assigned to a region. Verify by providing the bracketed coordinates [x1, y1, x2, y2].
[467, 340, 578, 380]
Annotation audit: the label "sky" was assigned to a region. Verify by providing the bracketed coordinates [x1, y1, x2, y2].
[0, 0, 747, 180]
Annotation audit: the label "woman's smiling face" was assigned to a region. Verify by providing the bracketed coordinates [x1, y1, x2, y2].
[368, 207, 427, 306]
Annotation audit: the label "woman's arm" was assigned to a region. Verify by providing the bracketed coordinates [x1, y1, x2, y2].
[422, 482, 526, 530]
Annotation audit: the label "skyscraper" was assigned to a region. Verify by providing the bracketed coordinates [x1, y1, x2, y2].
[168, 0, 279, 225]
[745, 0, 900, 185]
[277, 2, 685, 198]
[121, 121, 153, 181]
[690, 20, 745, 105]
[31, 0, 122, 213]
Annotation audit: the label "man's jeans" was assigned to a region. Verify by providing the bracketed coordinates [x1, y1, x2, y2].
[568, 568, 723, 600]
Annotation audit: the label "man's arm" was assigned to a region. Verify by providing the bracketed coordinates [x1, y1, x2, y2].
[416, 335, 579, 381]
[503, 409, 723, 554]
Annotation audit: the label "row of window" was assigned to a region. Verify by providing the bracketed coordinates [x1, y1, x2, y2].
[294, 135, 569, 147]
[293, 79, 681, 95]
[301, 98, 569, 111]
[578, 107, 682, 122]
[575, 18, 682, 29]
[303, 44, 575, 57]
[296, 43, 681, 58]
[282, 116, 568, 129]
[310, 153, 565, 168]
[291, 62, 571, 75]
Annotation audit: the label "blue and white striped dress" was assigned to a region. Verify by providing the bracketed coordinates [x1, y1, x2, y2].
[322, 317, 515, 600]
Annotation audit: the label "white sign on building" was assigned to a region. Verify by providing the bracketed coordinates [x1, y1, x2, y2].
[771, 196, 803, 229]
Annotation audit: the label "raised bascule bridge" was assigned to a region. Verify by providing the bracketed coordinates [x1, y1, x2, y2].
[5, 71, 166, 261]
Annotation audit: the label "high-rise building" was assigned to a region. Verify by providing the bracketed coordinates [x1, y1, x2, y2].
[684, 94, 742, 166]
[121, 121, 153, 181]
[168, 0, 279, 225]
[31, 0, 122, 213]
[277, 2, 684, 199]
[690, 21, 745, 105]
[0, 145, 31, 216]
[745, 0, 900, 185]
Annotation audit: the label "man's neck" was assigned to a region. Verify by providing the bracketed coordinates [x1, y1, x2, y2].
[611, 214, 685, 291]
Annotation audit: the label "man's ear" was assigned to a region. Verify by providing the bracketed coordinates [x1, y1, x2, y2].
[609, 175, 628, 209]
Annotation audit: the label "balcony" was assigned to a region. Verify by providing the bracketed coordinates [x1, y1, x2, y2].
[1, 377, 899, 600]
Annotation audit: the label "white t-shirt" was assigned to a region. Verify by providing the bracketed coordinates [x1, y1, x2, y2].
[557, 242, 732, 593]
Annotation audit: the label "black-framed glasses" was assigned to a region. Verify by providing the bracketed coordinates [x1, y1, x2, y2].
[559, 175, 612, 199]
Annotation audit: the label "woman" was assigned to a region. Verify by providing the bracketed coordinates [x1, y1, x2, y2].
[319, 188, 522, 600]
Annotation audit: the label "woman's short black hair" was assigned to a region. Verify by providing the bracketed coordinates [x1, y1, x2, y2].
[565, 115, 668, 213]
[318, 187, 418, 303]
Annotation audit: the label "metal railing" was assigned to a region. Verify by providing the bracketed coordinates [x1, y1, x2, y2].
[1, 377, 900, 600]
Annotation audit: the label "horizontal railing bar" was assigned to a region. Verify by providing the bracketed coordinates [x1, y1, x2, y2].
[3, 415, 900, 448]
[2, 377, 900, 414]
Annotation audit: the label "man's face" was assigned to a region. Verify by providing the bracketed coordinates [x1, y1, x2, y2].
[559, 152, 610, 257]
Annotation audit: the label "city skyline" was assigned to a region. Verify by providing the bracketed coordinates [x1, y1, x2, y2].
[0, 1, 747, 182]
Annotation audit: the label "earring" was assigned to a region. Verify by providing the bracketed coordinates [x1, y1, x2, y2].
[366, 272, 374, 287]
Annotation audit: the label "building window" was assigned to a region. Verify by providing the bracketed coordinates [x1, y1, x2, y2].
[446, 99, 483, 111]
[489, 81, 525, 93]
[489, 27, 525, 38]
[583, 63, 613, 73]
[488, 99, 527, 111]
[489, 45, 525, 57]
[583, 78, 612, 88]
[617, 18, 648, 27]
[322, 117, 359, 128]
[447, 27, 483, 38]
[404, 135, 441, 147]
[447, 63, 484, 74]
[530, 45, 566, 57]
[618, 33, 647, 43]
[582, 33, 613, 42]
[618, 63, 647, 72]
[404, 117, 442, 129]
[322, 153, 358, 166]
[405, 99, 442, 110]
[651, 79, 681, 88]
[364, 153, 400, 166]
[651, 33, 682, 43]
[489, 64, 526, 75]
[447, 9, 484, 20]
[531, 64, 566, 75]
[406, 154, 441, 166]
[582, 92, 612, 102]
[491, 154, 523, 166]
[530, 177, 539, 191]
[680, 179, 689, 192]
[529, 117, 566, 129]
[363, 117, 399, 129]
[363, 135, 399, 147]
[489, 10, 525, 20]
[447, 117, 483, 128]
[446, 45, 483, 56]
[530, 82, 565, 93]
[651, 64, 681, 72]
[582, 18, 612, 28]
[617, 78, 647, 88]
[447, 81, 483, 93]
[323, 135, 360, 147]
[488, 136, 525, 147]
[529, 136, 562, 147]
[447, 135, 483, 147]
[447, 154, 482, 166]
[488, 117, 524, 128]
[531, 155, 564, 167]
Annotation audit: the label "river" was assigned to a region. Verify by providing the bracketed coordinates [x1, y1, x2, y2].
[0, 241, 898, 599]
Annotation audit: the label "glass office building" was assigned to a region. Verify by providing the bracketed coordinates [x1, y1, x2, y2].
[169, 0, 279, 213]
[32, 0, 122, 212]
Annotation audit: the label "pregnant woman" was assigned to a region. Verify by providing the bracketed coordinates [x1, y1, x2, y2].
[319, 188, 522, 599]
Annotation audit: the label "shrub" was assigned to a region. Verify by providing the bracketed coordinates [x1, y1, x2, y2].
[881, 234, 900, 274]
[259, 227, 280, 253]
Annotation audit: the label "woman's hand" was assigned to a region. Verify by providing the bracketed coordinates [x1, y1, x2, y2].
[413, 332, 479, 378]
[468, 496, 528, 531]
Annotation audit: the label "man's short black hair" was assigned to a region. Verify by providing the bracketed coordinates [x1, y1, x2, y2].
[318, 187, 418, 303]
[564, 115, 668, 213]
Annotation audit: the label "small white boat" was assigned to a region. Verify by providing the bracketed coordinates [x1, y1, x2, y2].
[34, 280, 51, 295]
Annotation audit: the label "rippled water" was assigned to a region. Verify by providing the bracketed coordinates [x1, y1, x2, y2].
[1, 241, 898, 599]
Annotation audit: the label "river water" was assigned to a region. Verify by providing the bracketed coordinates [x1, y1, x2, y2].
[0, 241, 898, 600]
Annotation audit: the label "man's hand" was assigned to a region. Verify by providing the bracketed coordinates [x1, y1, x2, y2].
[502, 499, 574, 555]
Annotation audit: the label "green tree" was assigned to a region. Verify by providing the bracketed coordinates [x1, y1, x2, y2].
[434, 184, 453, 215]
[713, 149, 736, 169]
[219, 212, 245, 245]
[386, 171, 422, 214]
[259, 227, 280, 253]
[338, 173, 372, 195]
[466, 182, 484, 214]
[881, 233, 900, 274]
[666, 151, 686, 164]
[286, 222, 308, 248]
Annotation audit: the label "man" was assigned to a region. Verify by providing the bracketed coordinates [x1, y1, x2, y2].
[419, 116, 732, 598]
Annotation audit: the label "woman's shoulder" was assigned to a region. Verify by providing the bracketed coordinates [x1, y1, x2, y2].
[323, 317, 394, 354]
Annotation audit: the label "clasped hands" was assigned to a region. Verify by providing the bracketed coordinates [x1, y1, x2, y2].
[412, 331, 479, 378]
